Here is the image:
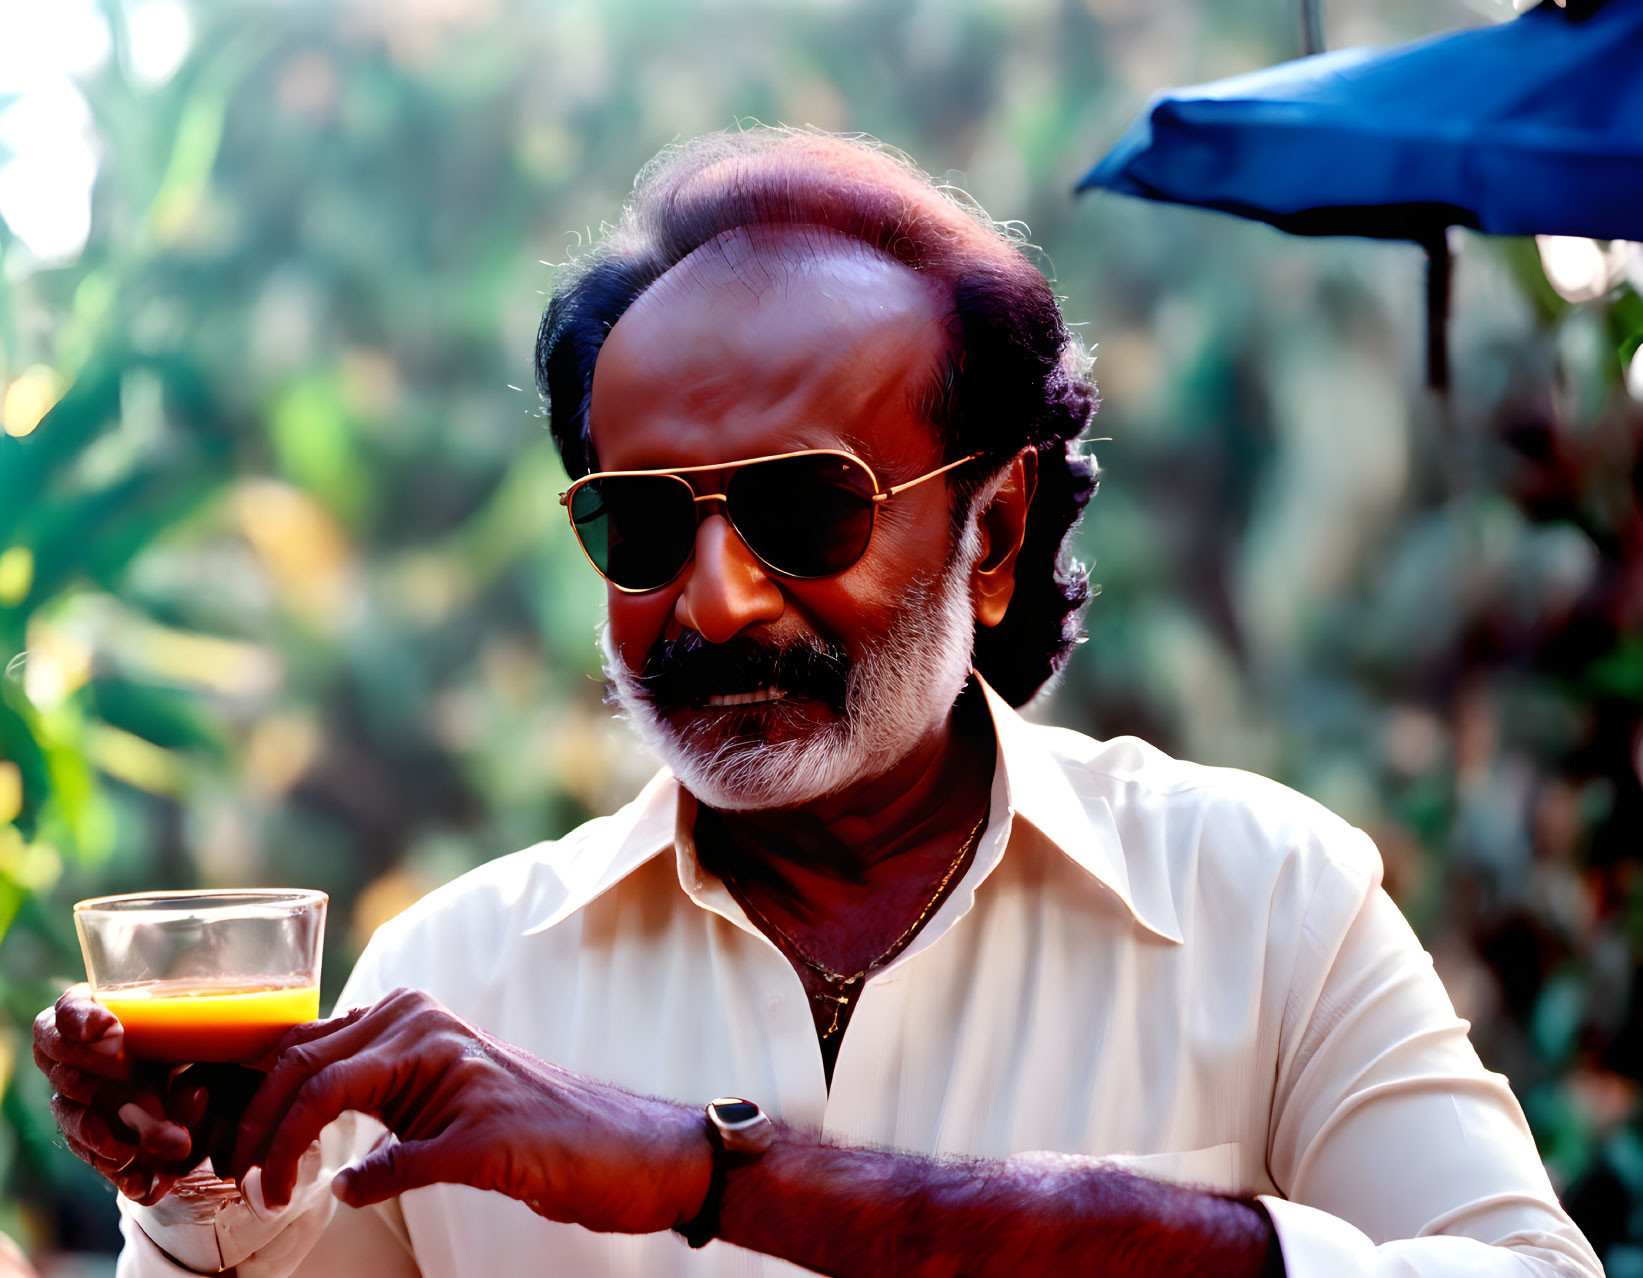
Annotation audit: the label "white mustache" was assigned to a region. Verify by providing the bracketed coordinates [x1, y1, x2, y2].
[600, 516, 983, 810]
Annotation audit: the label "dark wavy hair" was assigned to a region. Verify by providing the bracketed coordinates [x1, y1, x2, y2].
[534, 127, 1099, 706]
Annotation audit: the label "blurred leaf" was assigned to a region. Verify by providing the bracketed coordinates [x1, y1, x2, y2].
[0, 548, 32, 609]
[0, 691, 49, 840]
[269, 377, 369, 524]
[1586, 638, 1643, 704]
[1531, 968, 1587, 1068]
[22, 468, 224, 608]
[0, 366, 123, 549]
[149, 83, 230, 247]
[1617, 288, 1643, 366]
[0, 766, 19, 826]
[87, 679, 224, 753]
[86, 724, 187, 798]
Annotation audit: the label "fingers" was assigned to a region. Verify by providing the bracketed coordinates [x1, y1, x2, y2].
[260, 1058, 392, 1208]
[270, 1005, 368, 1057]
[55, 985, 119, 1043]
[114, 1165, 157, 1204]
[332, 1139, 443, 1208]
[230, 1014, 381, 1183]
[40, 1058, 113, 1106]
[51, 1086, 196, 1169]
[37, 1052, 152, 1108]
[236, 1006, 369, 1072]
[51, 1095, 138, 1173]
[34, 1001, 130, 1083]
[117, 1101, 193, 1163]
[34, 1036, 130, 1084]
[120, 1167, 182, 1207]
[42, 986, 214, 1209]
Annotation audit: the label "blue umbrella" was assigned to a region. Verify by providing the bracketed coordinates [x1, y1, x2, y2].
[1076, 0, 1643, 387]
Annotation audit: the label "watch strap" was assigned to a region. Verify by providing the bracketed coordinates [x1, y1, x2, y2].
[675, 1113, 728, 1249]
[674, 1098, 773, 1249]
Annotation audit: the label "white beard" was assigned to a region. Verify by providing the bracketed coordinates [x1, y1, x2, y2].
[602, 523, 982, 812]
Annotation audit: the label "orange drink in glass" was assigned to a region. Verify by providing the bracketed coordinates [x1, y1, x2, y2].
[74, 890, 327, 1064]
[94, 981, 322, 1063]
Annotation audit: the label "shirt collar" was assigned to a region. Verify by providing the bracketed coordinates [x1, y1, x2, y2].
[519, 768, 677, 936]
[978, 678, 1182, 945]
[524, 676, 1182, 946]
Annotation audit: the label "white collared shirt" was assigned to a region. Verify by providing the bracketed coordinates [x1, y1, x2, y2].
[119, 681, 1601, 1277]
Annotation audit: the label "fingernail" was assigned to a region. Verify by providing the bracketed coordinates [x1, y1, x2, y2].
[89, 1036, 125, 1057]
[118, 1103, 185, 1159]
[242, 1169, 278, 1222]
[120, 1172, 152, 1202]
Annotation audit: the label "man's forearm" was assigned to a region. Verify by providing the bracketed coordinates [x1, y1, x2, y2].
[716, 1136, 1282, 1278]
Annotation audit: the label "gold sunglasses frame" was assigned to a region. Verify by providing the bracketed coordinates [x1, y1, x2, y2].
[558, 447, 984, 593]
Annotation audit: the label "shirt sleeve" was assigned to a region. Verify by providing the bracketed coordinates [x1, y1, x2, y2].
[116, 947, 416, 1277]
[1262, 836, 1602, 1278]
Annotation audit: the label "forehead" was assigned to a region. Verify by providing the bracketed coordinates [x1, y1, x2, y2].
[588, 229, 951, 472]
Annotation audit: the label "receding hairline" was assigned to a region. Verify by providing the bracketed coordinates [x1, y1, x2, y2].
[635, 129, 1017, 259]
[599, 223, 958, 449]
[619, 222, 953, 323]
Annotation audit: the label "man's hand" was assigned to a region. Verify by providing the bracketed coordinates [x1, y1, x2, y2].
[228, 987, 713, 1234]
[32, 985, 211, 1205]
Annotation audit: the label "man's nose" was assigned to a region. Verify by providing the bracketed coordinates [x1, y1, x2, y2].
[674, 513, 784, 644]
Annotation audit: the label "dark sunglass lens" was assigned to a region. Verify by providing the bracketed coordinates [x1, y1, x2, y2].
[728, 454, 876, 577]
[569, 475, 696, 590]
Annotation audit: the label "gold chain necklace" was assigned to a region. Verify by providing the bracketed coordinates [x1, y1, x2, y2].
[719, 809, 989, 1039]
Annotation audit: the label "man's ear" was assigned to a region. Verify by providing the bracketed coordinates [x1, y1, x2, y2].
[972, 448, 1037, 629]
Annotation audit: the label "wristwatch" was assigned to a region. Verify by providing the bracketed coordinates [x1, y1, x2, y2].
[674, 1097, 776, 1249]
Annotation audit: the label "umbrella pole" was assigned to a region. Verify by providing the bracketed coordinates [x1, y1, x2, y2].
[1424, 231, 1452, 394]
[1422, 229, 1464, 498]
[1299, 0, 1325, 54]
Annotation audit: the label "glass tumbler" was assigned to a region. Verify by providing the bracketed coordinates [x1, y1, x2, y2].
[74, 889, 327, 1063]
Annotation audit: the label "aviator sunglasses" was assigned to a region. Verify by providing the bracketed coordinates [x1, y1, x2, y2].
[559, 448, 982, 593]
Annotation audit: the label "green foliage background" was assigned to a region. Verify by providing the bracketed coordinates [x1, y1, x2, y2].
[1, 0, 1640, 1266]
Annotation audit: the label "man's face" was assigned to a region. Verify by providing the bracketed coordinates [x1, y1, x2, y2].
[588, 228, 981, 810]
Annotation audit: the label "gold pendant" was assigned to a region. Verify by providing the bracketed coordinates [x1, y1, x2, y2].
[818, 990, 849, 1038]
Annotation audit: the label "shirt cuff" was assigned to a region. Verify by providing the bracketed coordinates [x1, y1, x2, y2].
[1258, 1195, 1385, 1275]
[120, 1148, 334, 1274]
[1255, 1195, 1595, 1278]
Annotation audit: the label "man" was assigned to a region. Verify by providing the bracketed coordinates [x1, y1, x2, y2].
[36, 128, 1600, 1278]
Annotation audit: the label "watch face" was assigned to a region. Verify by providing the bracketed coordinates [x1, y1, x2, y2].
[708, 1097, 776, 1154]
[711, 1100, 762, 1126]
